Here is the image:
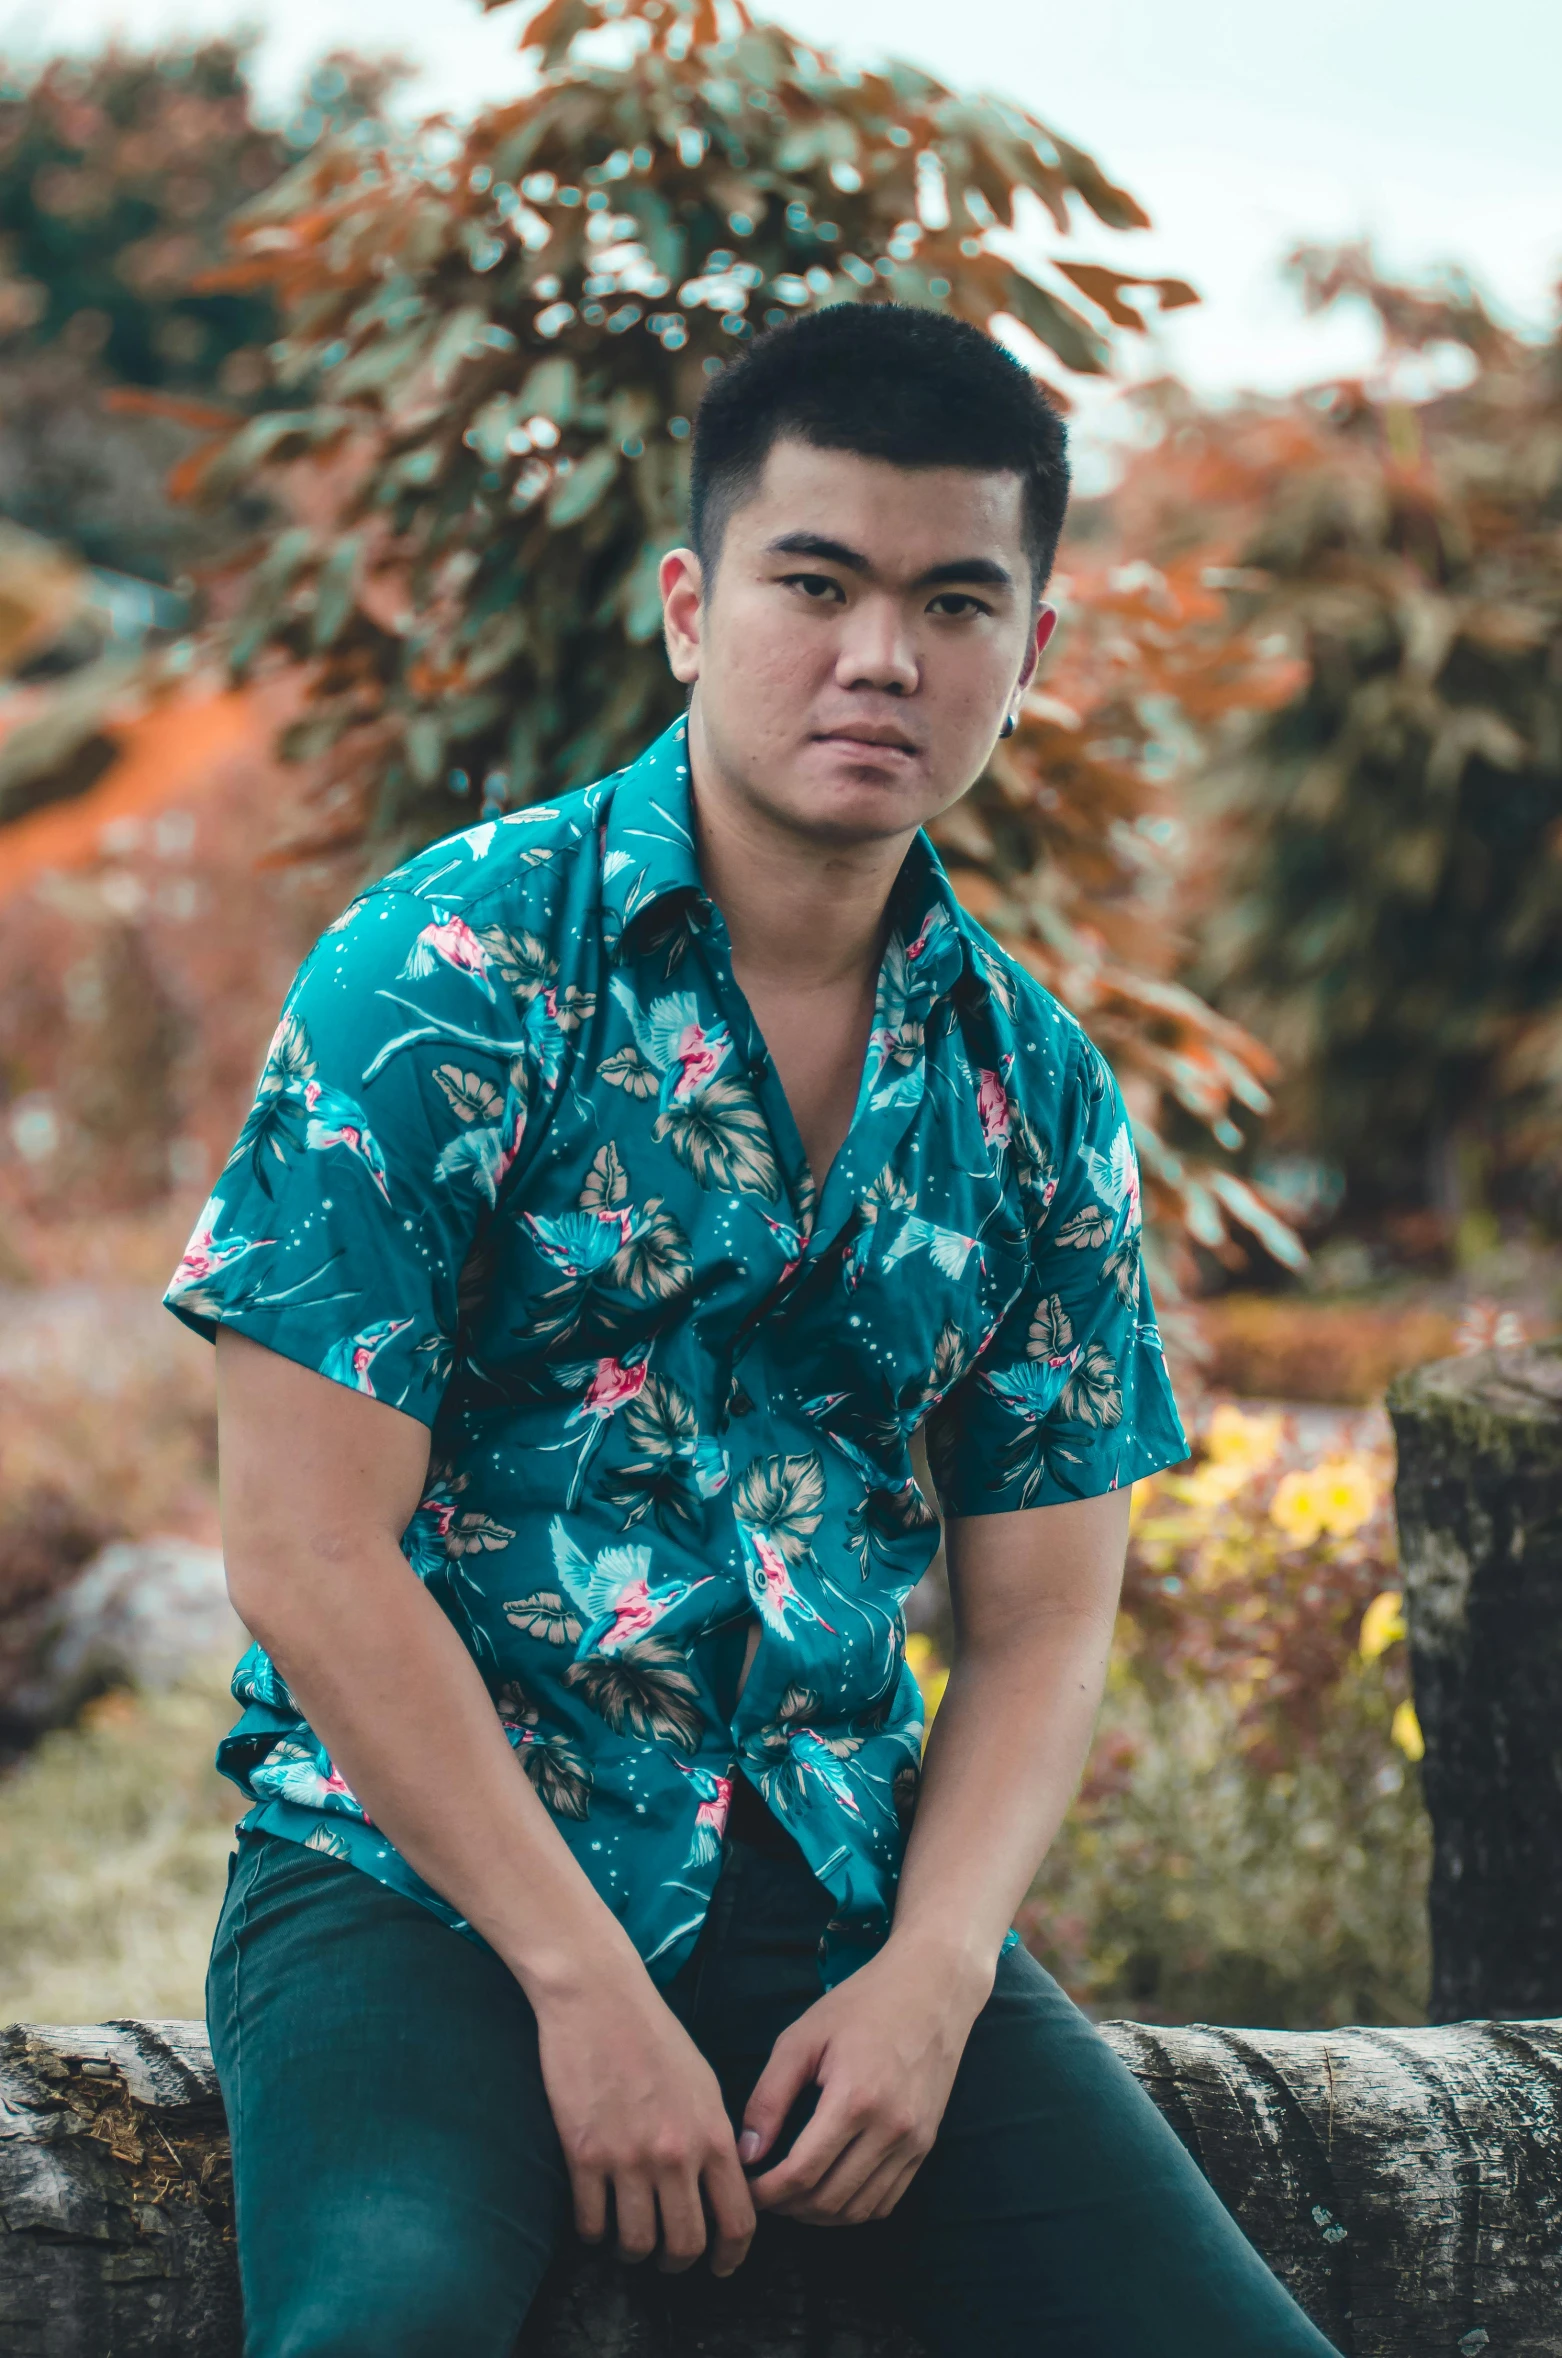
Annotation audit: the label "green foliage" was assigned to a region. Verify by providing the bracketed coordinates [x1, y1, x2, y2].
[1025, 1664, 1429, 2028]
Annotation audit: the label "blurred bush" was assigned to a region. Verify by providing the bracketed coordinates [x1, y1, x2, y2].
[0, 39, 402, 579]
[1196, 1294, 1459, 1403]
[0, 1666, 238, 2024]
[1109, 248, 1562, 1247]
[915, 1402, 1429, 2025]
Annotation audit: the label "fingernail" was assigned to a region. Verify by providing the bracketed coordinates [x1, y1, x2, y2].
[738, 2129, 761, 2162]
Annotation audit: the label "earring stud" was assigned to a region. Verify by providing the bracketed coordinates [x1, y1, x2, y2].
[999, 713, 1018, 739]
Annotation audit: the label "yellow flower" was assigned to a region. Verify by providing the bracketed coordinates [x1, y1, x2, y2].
[1270, 1456, 1378, 1545]
[1269, 1469, 1325, 1545]
[1181, 1459, 1252, 1510]
[1391, 1700, 1425, 1762]
[1205, 1402, 1285, 1476]
[904, 1632, 949, 1742]
[1359, 1590, 1407, 1662]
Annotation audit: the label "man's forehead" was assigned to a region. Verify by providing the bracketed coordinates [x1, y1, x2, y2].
[738, 434, 1028, 571]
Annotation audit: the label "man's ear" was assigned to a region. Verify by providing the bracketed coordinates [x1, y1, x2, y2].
[1015, 602, 1058, 700]
[660, 547, 704, 685]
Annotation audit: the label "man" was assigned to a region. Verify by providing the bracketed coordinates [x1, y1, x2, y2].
[170, 303, 1339, 2357]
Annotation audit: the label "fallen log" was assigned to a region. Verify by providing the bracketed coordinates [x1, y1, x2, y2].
[4, 2014, 1560, 2358]
[1390, 1341, 1562, 2021]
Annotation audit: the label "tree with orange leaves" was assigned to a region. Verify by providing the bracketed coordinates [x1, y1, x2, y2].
[74, 0, 1300, 1276]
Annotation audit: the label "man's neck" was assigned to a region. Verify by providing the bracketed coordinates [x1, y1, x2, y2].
[685, 706, 911, 994]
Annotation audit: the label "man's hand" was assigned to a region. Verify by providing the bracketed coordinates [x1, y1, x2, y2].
[737, 1937, 992, 2226]
[534, 1965, 756, 2274]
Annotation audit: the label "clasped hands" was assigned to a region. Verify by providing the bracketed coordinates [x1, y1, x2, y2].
[534, 1934, 992, 2277]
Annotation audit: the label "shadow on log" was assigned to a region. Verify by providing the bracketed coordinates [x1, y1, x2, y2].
[3, 2016, 1560, 2357]
[1391, 1341, 1562, 2022]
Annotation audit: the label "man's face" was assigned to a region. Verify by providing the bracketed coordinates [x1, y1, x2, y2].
[660, 436, 1055, 848]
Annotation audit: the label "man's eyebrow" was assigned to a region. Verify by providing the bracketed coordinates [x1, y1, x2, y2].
[766, 530, 871, 572]
[764, 532, 1015, 594]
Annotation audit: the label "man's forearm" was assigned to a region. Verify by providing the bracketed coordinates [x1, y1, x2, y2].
[887, 1600, 1116, 1984]
[232, 1536, 645, 2004]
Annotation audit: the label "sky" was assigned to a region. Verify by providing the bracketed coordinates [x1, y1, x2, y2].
[8, 0, 1558, 417]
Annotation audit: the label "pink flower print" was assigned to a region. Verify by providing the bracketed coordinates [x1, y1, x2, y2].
[401, 913, 498, 999]
[977, 1069, 1012, 1148]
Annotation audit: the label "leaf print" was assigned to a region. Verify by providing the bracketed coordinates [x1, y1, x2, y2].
[522, 1733, 593, 1820]
[732, 1452, 825, 1565]
[433, 1065, 504, 1124]
[608, 1196, 693, 1304]
[495, 1679, 540, 1727]
[303, 1822, 352, 1860]
[1028, 1294, 1074, 1361]
[928, 1320, 970, 1398]
[600, 1042, 659, 1098]
[476, 925, 555, 1001]
[502, 1590, 584, 1646]
[892, 1759, 920, 1829]
[1054, 1203, 1113, 1251]
[260, 1011, 316, 1093]
[1011, 1112, 1059, 1224]
[600, 1375, 711, 1533]
[1104, 1236, 1142, 1308]
[565, 1637, 704, 1749]
[654, 1077, 781, 1200]
[1060, 1342, 1124, 1430]
[552, 985, 597, 1033]
[579, 1141, 629, 1212]
[447, 1512, 516, 1556]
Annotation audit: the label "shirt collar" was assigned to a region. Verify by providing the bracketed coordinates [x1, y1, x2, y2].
[600, 716, 987, 1005]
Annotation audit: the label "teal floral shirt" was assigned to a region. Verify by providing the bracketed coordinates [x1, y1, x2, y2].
[167, 718, 1186, 1987]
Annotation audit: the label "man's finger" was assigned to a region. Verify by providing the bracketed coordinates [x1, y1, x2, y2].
[748, 2090, 862, 2209]
[839, 2145, 920, 2225]
[789, 2122, 901, 2220]
[868, 2153, 925, 2222]
[701, 2144, 758, 2277]
[738, 2030, 819, 2169]
[654, 2170, 707, 2273]
[612, 2172, 658, 2265]
[571, 2164, 608, 2245]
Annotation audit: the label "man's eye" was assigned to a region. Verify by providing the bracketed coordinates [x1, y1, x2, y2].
[928, 592, 990, 618]
[782, 572, 845, 602]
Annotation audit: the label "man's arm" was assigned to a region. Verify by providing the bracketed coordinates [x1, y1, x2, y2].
[738, 1487, 1129, 2224]
[215, 1329, 756, 2276]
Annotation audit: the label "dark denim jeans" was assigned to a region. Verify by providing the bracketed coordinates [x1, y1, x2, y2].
[208, 1824, 1339, 2358]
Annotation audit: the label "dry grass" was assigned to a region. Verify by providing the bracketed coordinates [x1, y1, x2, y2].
[0, 1660, 239, 2026]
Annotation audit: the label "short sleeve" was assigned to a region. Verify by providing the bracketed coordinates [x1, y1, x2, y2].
[926, 1032, 1188, 1514]
[164, 888, 530, 1426]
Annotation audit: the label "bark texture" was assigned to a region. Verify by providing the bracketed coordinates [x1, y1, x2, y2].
[4, 2015, 1561, 2358]
[1390, 1340, 1562, 2021]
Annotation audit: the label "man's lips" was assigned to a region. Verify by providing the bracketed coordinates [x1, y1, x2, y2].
[811, 727, 921, 758]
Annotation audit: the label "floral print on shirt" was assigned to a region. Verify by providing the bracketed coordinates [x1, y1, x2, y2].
[167, 717, 1187, 1988]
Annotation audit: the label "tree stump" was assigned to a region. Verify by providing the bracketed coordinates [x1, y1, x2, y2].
[1390, 1341, 1562, 2021]
[4, 2015, 1562, 2358]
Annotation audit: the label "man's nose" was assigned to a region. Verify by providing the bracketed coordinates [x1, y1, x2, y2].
[835, 598, 919, 698]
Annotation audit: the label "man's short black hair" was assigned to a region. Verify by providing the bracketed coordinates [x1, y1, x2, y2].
[689, 302, 1071, 595]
